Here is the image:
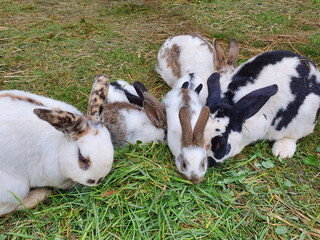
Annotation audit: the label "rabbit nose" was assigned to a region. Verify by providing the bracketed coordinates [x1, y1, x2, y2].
[86, 179, 96, 185]
[190, 176, 204, 184]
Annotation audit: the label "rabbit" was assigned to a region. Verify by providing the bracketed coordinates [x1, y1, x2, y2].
[155, 33, 215, 88]
[98, 77, 167, 147]
[204, 50, 320, 166]
[163, 81, 210, 184]
[107, 80, 143, 107]
[156, 33, 239, 104]
[0, 74, 114, 217]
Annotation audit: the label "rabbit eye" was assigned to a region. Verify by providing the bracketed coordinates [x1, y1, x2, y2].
[78, 149, 91, 170]
[201, 159, 206, 171]
[182, 159, 187, 169]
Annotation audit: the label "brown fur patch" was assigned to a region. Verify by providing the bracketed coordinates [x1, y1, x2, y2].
[0, 93, 44, 106]
[164, 43, 181, 79]
[101, 102, 143, 146]
[34, 109, 89, 140]
[181, 88, 191, 109]
[87, 74, 109, 122]
[190, 32, 214, 54]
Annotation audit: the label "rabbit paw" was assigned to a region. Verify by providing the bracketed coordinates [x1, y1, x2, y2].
[272, 138, 296, 158]
[16, 188, 50, 211]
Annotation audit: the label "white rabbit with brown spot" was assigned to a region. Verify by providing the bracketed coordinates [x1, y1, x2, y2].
[0, 75, 114, 217]
[156, 33, 239, 104]
[163, 82, 209, 184]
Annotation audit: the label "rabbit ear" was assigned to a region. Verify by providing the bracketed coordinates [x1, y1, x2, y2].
[227, 39, 239, 68]
[179, 106, 193, 147]
[194, 84, 203, 95]
[193, 106, 210, 146]
[133, 81, 148, 99]
[213, 38, 226, 73]
[206, 72, 221, 111]
[143, 93, 167, 130]
[34, 109, 89, 140]
[233, 84, 278, 123]
[126, 93, 144, 107]
[87, 74, 109, 122]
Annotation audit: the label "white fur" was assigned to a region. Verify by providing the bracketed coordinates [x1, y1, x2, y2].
[155, 34, 214, 88]
[0, 90, 114, 216]
[163, 88, 207, 183]
[120, 108, 166, 145]
[206, 53, 320, 162]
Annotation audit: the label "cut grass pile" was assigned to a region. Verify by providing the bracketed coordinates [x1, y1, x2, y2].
[0, 0, 319, 239]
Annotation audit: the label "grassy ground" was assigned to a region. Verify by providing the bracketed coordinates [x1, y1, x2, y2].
[0, 0, 319, 239]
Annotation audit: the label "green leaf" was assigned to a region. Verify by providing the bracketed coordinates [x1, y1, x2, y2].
[275, 226, 287, 235]
[0, 235, 6, 240]
[261, 160, 274, 169]
[254, 163, 262, 168]
[302, 155, 317, 166]
[284, 180, 292, 187]
[316, 147, 320, 153]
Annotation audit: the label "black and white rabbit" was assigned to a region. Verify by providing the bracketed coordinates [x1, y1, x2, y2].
[0, 75, 114, 217]
[107, 79, 143, 107]
[205, 50, 320, 165]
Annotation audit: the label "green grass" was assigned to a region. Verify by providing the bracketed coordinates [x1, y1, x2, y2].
[0, 0, 320, 239]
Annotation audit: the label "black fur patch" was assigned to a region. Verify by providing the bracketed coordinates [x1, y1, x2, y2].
[110, 82, 143, 107]
[210, 135, 231, 160]
[207, 156, 222, 167]
[271, 62, 320, 130]
[226, 50, 309, 100]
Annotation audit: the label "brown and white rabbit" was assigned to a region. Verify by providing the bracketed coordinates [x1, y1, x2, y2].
[156, 33, 239, 104]
[163, 81, 210, 184]
[0, 75, 114, 217]
[97, 75, 167, 147]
